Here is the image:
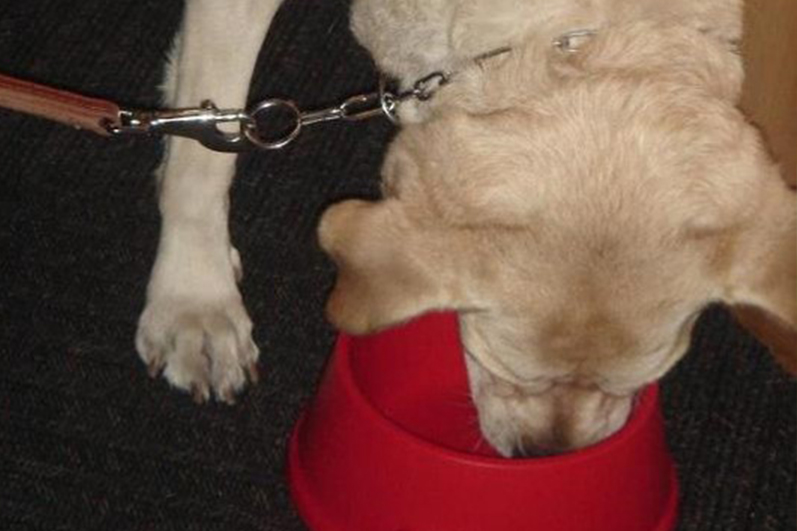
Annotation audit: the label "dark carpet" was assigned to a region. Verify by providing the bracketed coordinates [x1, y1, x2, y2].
[0, 1, 793, 530]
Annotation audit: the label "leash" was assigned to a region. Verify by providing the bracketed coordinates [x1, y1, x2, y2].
[0, 33, 592, 153]
[0, 74, 123, 137]
[109, 72, 457, 152]
[0, 70, 452, 153]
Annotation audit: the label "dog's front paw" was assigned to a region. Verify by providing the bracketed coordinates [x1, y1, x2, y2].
[136, 244, 258, 404]
[136, 297, 258, 404]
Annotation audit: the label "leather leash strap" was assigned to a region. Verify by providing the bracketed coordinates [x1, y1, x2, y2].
[0, 73, 120, 135]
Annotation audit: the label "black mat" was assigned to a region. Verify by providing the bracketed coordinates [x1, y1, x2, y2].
[0, 1, 793, 530]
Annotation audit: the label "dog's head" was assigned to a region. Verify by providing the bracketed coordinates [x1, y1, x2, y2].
[319, 24, 796, 456]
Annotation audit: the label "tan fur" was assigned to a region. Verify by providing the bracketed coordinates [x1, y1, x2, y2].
[320, 0, 796, 456]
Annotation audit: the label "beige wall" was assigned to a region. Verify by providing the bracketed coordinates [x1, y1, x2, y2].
[741, 0, 797, 186]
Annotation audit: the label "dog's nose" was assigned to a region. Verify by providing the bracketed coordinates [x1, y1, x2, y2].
[510, 434, 568, 458]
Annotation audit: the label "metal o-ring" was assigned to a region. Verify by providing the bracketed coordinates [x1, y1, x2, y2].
[243, 99, 302, 150]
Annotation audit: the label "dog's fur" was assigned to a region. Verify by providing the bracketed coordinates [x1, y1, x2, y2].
[139, 0, 796, 456]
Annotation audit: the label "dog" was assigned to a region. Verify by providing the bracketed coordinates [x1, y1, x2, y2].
[136, 0, 796, 457]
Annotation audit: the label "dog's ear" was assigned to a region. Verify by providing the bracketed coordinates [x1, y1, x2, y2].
[723, 179, 797, 373]
[318, 199, 480, 334]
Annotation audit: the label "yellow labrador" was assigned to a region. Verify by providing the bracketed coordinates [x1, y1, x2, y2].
[319, 0, 796, 456]
[138, 0, 794, 457]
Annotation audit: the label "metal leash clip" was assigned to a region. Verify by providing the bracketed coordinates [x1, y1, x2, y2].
[109, 101, 255, 153]
[108, 71, 452, 152]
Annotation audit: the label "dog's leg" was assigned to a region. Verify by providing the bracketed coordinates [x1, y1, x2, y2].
[137, 0, 283, 403]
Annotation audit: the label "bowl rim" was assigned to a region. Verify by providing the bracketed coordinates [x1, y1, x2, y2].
[288, 406, 680, 531]
[338, 331, 660, 469]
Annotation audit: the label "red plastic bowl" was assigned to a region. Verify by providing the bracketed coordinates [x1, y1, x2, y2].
[288, 312, 678, 531]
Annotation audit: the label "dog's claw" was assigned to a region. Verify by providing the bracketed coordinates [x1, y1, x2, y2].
[247, 363, 260, 384]
[191, 384, 210, 404]
[219, 388, 237, 405]
[147, 359, 162, 378]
